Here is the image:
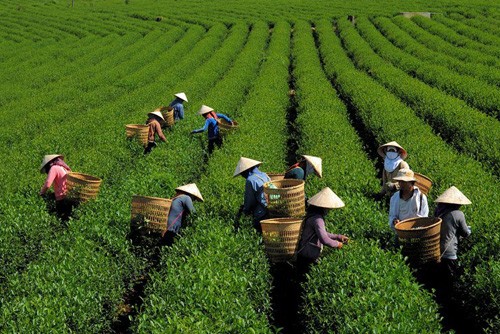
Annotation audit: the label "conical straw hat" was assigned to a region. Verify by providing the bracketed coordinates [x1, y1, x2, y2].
[307, 187, 345, 209]
[39, 154, 63, 172]
[377, 141, 407, 160]
[198, 105, 215, 115]
[435, 186, 471, 205]
[302, 155, 322, 178]
[174, 92, 188, 102]
[233, 157, 262, 177]
[392, 168, 416, 182]
[176, 183, 204, 202]
[148, 110, 165, 121]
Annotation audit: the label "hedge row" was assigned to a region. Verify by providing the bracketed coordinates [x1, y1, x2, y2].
[317, 18, 500, 333]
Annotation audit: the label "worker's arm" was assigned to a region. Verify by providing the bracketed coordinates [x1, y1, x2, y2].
[192, 119, 210, 134]
[155, 122, 167, 142]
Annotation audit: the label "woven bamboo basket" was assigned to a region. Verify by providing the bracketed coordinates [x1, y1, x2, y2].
[395, 217, 442, 265]
[264, 179, 305, 218]
[66, 172, 102, 202]
[267, 173, 285, 181]
[130, 195, 172, 234]
[260, 218, 303, 263]
[414, 172, 433, 196]
[156, 106, 174, 127]
[217, 119, 238, 136]
[125, 124, 149, 147]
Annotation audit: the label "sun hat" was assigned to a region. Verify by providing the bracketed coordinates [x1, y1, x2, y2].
[392, 168, 417, 182]
[39, 154, 63, 173]
[176, 183, 204, 202]
[148, 110, 165, 121]
[377, 141, 408, 160]
[174, 92, 188, 102]
[307, 187, 345, 209]
[198, 105, 215, 115]
[233, 157, 262, 177]
[302, 155, 322, 178]
[434, 186, 471, 205]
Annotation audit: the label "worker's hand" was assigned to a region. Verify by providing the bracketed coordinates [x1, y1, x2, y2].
[337, 242, 343, 249]
[393, 219, 400, 227]
[339, 235, 349, 243]
[230, 121, 235, 126]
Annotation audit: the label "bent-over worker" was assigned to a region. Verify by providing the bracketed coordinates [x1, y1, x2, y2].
[145, 110, 167, 154]
[161, 183, 203, 246]
[388, 168, 428, 230]
[377, 141, 410, 197]
[39, 154, 74, 221]
[284, 155, 322, 180]
[297, 187, 348, 271]
[233, 157, 270, 232]
[169, 92, 188, 121]
[191, 105, 233, 154]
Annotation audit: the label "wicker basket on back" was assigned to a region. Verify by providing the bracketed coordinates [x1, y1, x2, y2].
[260, 218, 303, 263]
[156, 106, 175, 128]
[414, 172, 433, 196]
[267, 173, 285, 181]
[264, 179, 305, 218]
[131, 195, 172, 235]
[217, 119, 238, 136]
[395, 217, 442, 266]
[66, 172, 102, 202]
[125, 124, 149, 147]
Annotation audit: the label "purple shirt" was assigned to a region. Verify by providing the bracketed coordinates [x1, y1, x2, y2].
[298, 213, 344, 260]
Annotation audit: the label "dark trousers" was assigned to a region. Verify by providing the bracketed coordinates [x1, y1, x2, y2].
[208, 136, 223, 154]
[160, 230, 177, 247]
[144, 141, 157, 154]
[55, 198, 76, 222]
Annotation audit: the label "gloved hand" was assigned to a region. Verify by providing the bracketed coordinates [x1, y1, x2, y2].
[337, 242, 343, 249]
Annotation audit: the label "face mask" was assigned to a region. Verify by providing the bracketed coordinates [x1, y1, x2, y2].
[386, 151, 399, 160]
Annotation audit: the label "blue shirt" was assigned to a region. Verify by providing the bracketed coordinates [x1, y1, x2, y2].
[167, 194, 195, 233]
[192, 113, 232, 139]
[243, 167, 270, 220]
[169, 98, 185, 120]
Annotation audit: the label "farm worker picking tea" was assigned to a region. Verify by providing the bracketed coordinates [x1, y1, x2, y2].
[434, 186, 472, 297]
[388, 168, 429, 231]
[376, 141, 409, 198]
[284, 154, 322, 180]
[233, 157, 270, 233]
[191, 105, 233, 154]
[169, 92, 188, 121]
[296, 187, 348, 271]
[161, 183, 204, 247]
[144, 110, 167, 154]
[39, 154, 74, 221]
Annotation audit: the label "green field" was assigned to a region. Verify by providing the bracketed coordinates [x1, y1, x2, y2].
[1, 0, 499, 333]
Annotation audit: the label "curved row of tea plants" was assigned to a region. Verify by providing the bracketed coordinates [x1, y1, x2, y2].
[342, 18, 500, 173]
[370, 16, 500, 87]
[292, 20, 441, 333]
[316, 18, 500, 333]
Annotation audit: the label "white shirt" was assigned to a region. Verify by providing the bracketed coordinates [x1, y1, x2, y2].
[389, 186, 429, 230]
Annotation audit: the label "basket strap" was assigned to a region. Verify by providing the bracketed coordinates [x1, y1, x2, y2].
[167, 211, 184, 231]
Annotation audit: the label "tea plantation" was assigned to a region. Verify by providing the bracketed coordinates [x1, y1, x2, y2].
[0, 0, 499, 333]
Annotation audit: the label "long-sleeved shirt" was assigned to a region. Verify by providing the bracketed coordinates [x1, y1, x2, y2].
[147, 118, 166, 142]
[298, 213, 344, 261]
[243, 167, 270, 221]
[192, 113, 232, 140]
[439, 209, 471, 260]
[381, 160, 409, 195]
[40, 165, 68, 201]
[389, 186, 429, 229]
[284, 166, 305, 180]
[167, 194, 195, 234]
[169, 98, 185, 120]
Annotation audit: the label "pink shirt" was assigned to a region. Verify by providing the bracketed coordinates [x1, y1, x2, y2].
[40, 165, 68, 200]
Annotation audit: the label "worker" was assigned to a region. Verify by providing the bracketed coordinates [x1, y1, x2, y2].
[233, 157, 270, 232]
[388, 168, 429, 230]
[39, 154, 74, 221]
[161, 183, 203, 246]
[284, 155, 322, 180]
[191, 105, 233, 154]
[376, 141, 410, 198]
[144, 110, 167, 154]
[434, 186, 472, 297]
[296, 187, 348, 272]
[169, 92, 188, 121]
